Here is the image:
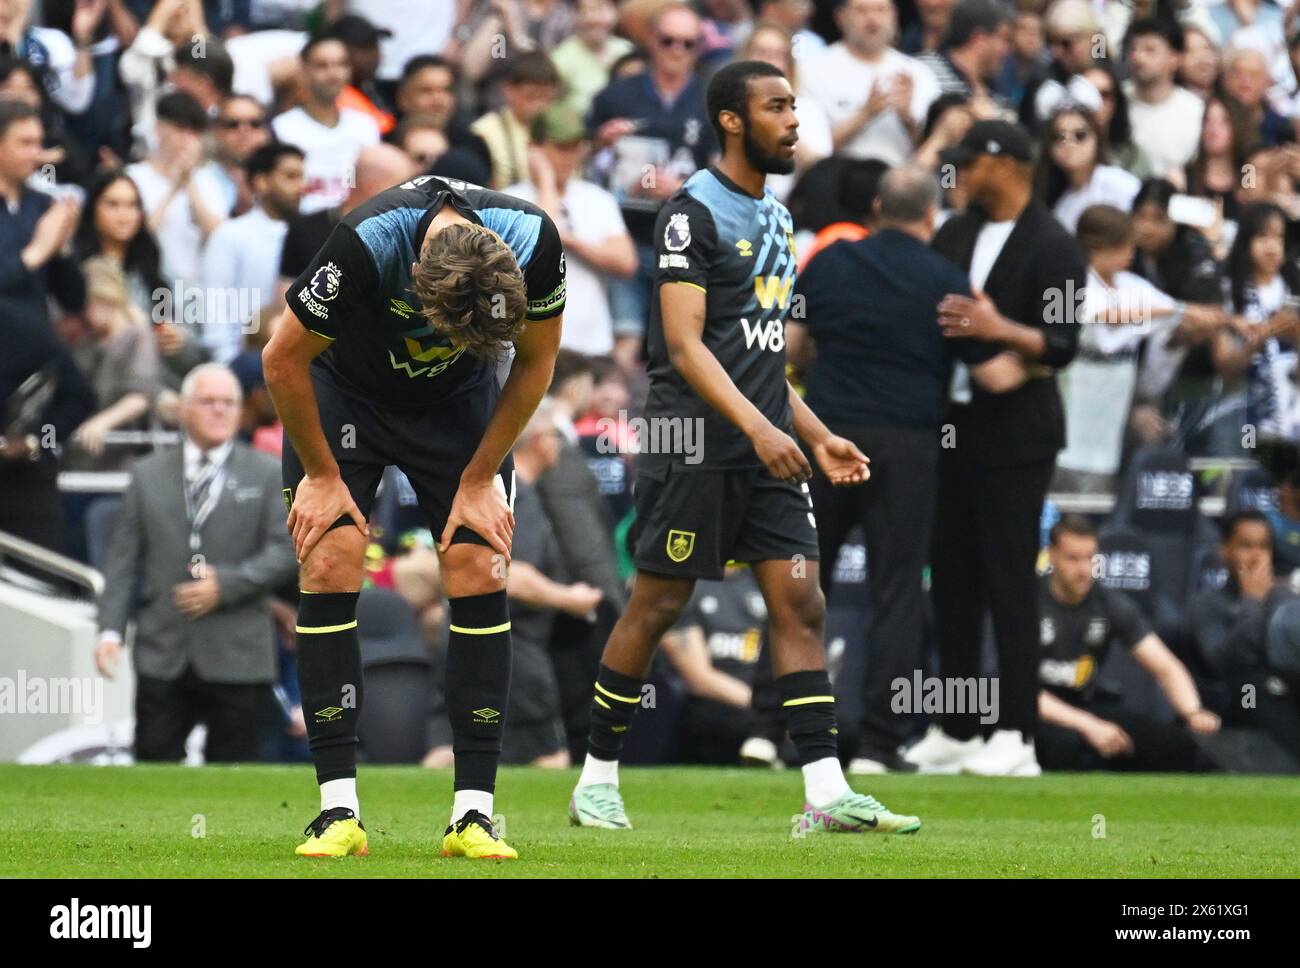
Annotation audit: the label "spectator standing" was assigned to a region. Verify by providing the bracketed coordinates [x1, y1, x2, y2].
[469, 50, 559, 190]
[200, 142, 303, 364]
[0, 0, 96, 117]
[505, 104, 635, 359]
[909, 120, 1085, 776]
[118, 0, 209, 155]
[587, 1, 716, 344]
[789, 166, 1028, 772]
[66, 257, 160, 470]
[94, 363, 297, 763]
[551, 0, 634, 119]
[210, 94, 271, 219]
[1123, 18, 1205, 177]
[916, 0, 1014, 108]
[1035, 105, 1140, 233]
[1212, 202, 1300, 445]
[0, 99, 92, 552]
[798, 0, 940, 166]
[125, 92, 228, 301]
[73, 170, 210, 397]
[270, 35, 380, 214]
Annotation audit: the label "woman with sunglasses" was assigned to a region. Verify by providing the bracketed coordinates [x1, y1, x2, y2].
[1035, 105, 1139, 232]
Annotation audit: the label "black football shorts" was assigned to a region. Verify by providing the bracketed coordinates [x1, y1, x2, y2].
[281, 371, 514, 547]
[629, 460, 820, 580]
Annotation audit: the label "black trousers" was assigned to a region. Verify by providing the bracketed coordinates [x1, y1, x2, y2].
[931, 449, 1055, 741]
[135, 666, 269, 763]
[1036, 698, 1201, 771]
[809, 423, 939, 752]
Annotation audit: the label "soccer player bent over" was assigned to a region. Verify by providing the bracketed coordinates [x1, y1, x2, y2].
[264, 174, 565, 860]
[568, 61, 920, 835]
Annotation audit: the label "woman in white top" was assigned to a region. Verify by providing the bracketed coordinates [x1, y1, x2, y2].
[1035, 105, 1140, 234]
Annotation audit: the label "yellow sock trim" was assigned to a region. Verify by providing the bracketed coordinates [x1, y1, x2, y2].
[783, 695, 834, 707]
[595, 681, 640, 704]
[295, 620, 358, 634]
[593, 695, 611, 710]
[449, 621, 512, 635]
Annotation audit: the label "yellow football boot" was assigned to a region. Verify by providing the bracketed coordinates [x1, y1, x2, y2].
[441, 810, 518, 860]
[295, 808, 369, 857]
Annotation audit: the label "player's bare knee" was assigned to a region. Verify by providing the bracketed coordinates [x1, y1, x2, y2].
[440, 542, 507, 598]
[300, 530, 366, 591]
[770, 584, 826, 636]
[630, 581, 693, 636]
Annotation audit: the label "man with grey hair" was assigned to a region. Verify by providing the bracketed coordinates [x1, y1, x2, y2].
[787, 165, 1027, 773]
[95, 362, 297, 763]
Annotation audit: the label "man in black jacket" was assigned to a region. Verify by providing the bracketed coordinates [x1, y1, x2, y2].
[906, 120, 1085, 776]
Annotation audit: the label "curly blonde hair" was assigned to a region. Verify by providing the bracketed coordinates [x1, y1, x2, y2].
[410, 223, 528, 360]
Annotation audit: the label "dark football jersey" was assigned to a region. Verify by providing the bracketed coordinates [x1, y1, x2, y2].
[287, 175, 565, 409]
[1038, 574, 1152, 703]
[643, 166, 797, 468]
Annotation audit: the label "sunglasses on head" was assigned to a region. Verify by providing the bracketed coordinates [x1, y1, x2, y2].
[658, 34, 697, 50]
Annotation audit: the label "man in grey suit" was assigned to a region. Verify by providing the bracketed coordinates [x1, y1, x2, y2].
[94, 363, 298, 761]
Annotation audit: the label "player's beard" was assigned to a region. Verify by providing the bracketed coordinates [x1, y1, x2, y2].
[742, 124, 796, 176]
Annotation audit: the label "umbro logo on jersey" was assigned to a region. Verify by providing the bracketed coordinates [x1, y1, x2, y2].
[735, 239, 752, 257]
[389, 298, 415, 319]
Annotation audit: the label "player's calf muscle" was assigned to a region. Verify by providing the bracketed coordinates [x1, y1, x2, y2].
[299, 529, 366, 592]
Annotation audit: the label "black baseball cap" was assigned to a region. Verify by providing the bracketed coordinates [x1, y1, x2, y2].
[940, 120, 1035, 168]
[325, 14, 393, 47]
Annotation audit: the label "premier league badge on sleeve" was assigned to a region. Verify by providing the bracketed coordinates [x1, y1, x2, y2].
[664, 212, 691, 252]
[310, 262, 343, 302]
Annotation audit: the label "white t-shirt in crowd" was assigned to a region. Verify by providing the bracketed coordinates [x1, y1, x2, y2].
[271, 106, 381, 214]
[126, 160, 230, 286]
[1053, 165, 1142, 234]
[348, 0, 455, 81]
[798, 43, 939, 165]
[200, 205, 290, 363]
[1060, 268, 1179, 475]
[503, 178, 627, 356]
[227, 29, 306, 107]
[1123, 83, 1204, 176]
[950, 218, 1016, 403]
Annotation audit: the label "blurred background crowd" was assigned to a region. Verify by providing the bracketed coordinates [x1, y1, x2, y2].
[2, 0, 1299, 774]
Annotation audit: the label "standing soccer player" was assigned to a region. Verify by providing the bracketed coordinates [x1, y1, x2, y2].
[567, 60, 921, 835]
[263, 174, 565, 860]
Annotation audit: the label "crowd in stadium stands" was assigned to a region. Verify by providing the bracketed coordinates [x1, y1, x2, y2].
[2, 0, 1300, 772]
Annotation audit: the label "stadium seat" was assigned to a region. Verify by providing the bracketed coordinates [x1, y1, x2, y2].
[1223, 461, 1278, 517]
[1094, 527, 1174, 721]
[355, 588, 433, 764]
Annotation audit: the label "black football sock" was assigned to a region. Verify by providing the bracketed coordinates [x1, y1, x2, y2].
[585, 664, 645, 762]
[296, 590, 363, 784]
[445, 591, 512, 793]
[776, 669, 840, 766]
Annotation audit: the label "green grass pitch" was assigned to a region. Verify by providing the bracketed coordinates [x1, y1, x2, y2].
[2, 764, 1296, 878]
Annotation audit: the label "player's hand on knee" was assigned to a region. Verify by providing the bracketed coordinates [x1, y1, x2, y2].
[287, 473, 367, 562]
[749, 421, 812, 484]
[440, 476, 514, 559]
